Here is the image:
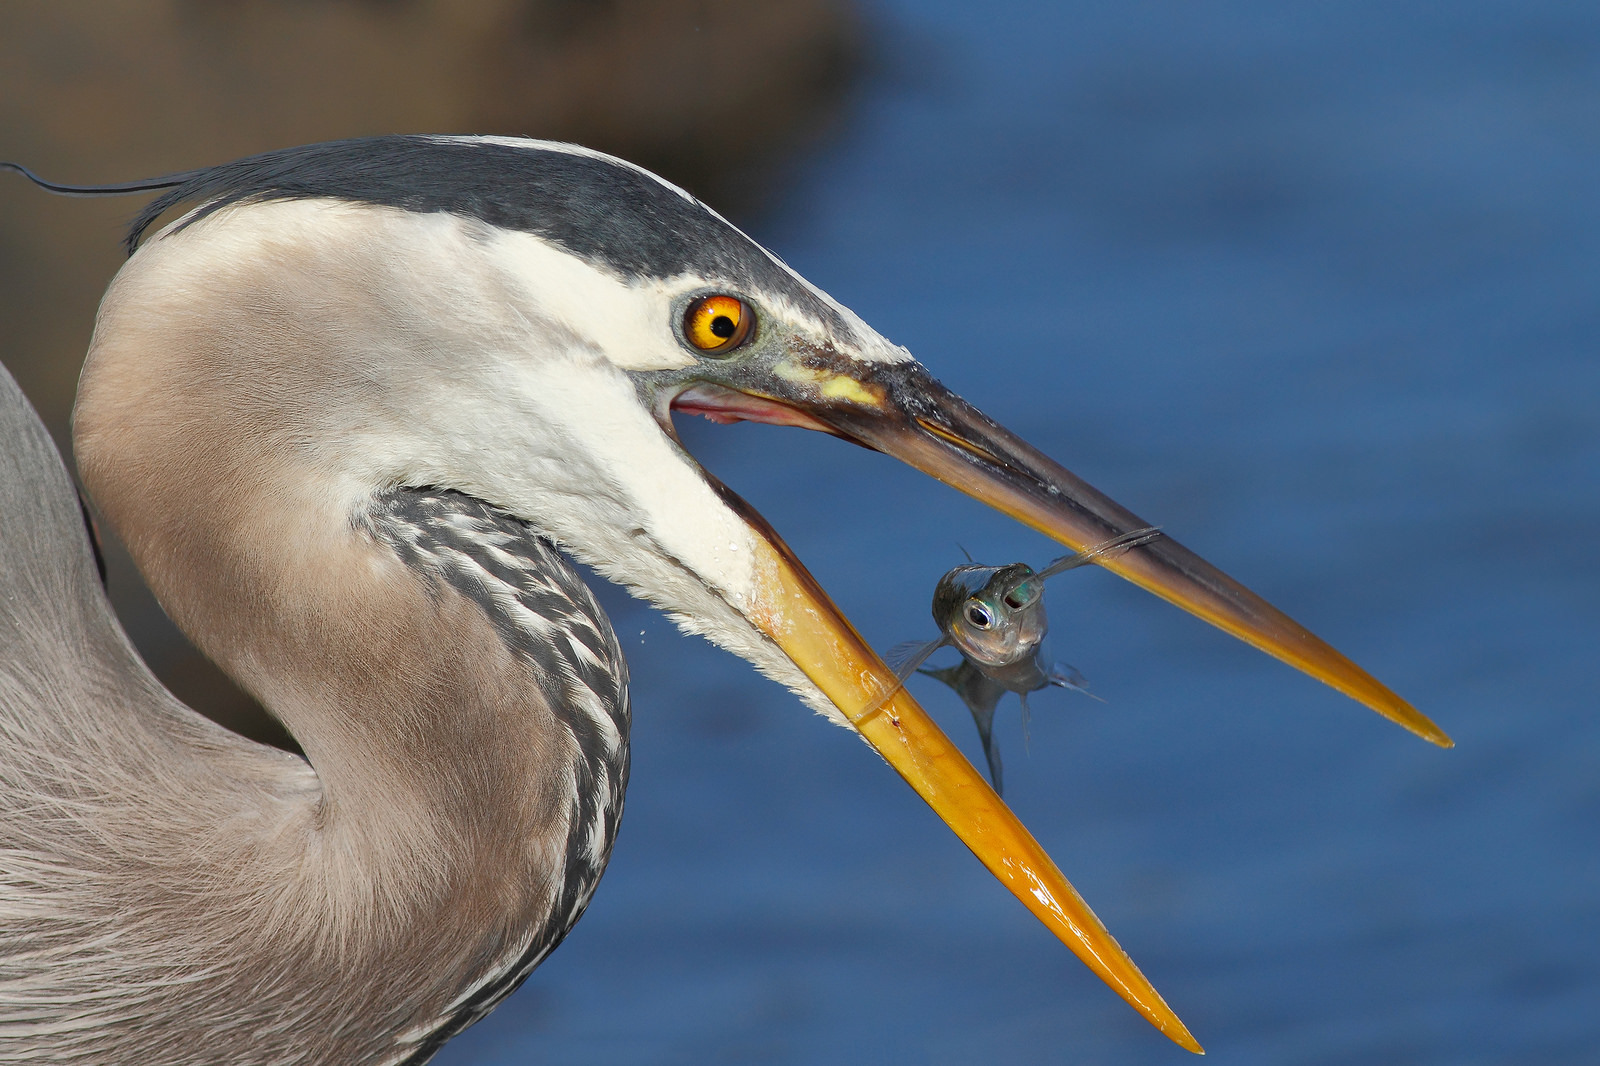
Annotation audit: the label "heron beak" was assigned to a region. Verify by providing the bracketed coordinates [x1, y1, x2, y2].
[711, 484, 1205, 1054]
[665, 352, 1445, 1055]
[675, 360, 1449, 746]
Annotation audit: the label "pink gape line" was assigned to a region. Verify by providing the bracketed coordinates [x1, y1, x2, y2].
[670, 383, 833, 432]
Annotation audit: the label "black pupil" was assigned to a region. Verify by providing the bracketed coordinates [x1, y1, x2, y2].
[966, 605, 989, 627]
[709, 314, 736, 339]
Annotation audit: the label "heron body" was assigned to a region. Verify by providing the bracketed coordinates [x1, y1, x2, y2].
[0, 136, 1449, 1063]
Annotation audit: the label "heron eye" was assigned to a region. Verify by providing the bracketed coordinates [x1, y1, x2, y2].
[964, 602, 993, 629]
[684, 295, 754, 354]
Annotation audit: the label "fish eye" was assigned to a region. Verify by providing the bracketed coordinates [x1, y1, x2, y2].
[684, 294, 754, 354]
[964, 602, 993, 629]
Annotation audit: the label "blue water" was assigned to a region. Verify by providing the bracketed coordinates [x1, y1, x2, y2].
[439, 3, 1600, 1062]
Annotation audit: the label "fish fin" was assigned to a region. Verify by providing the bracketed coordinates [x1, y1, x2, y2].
[857, 638, 945, 717]
[1018, 692, 1033, 752]
[971, 704, 1003, 796]
[1051, 663, 1107, 703]
[1037, 525, 1164, 580]
[886, 639, 941, 674]
[956, 542, 975, 563]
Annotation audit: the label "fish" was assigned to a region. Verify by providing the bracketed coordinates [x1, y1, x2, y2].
[873, 527, 1163, 795]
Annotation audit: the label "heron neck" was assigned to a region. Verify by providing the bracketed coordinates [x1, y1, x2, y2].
[71, 304, 630, 1056]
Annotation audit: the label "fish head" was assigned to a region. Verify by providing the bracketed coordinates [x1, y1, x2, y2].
[932, 561, 1047, 669]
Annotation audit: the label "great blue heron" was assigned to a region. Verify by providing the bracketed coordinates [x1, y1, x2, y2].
[0, 137, 1449, 1064]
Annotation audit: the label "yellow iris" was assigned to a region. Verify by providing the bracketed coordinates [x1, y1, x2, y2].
[684, 295, 753, 353]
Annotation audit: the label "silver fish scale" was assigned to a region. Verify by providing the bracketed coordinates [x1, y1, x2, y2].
[358, 488, 630, 1065]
